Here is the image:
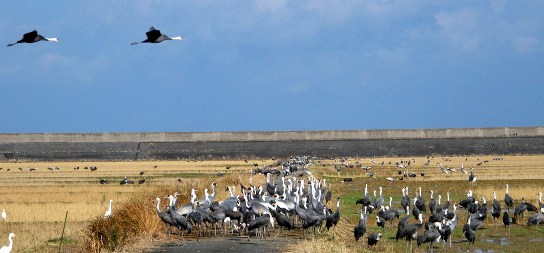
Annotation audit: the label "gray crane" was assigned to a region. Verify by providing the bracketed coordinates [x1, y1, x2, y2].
[154, 197, 176, 238]
[167, 195, 192, 238]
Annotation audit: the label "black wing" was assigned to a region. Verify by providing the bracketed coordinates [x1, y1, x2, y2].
[22, 30, 39, 41]
[145, 26, 161, 41]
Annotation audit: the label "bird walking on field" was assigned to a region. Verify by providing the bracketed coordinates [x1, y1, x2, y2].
[1, 210, 5, 222]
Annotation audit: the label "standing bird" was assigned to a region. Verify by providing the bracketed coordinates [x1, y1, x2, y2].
[538, 192, 544, 213]
[131, 26, 183, 45]
[104, 199, 113, 219]
[1, 210, 5, 222]
[401, 187, 410, 214]
[492, 191, 501, 224]
[326, 197, 341, 232]
[503, 211, 514, 235]
[367, 233, 382, 248]
[7, 30, 59, 47]
[468, 168, 476, 187]
[354, 207, 367, 241]
[0, 233, 15, 253]
[504, 184, 514, 212]
[463, 218, 476, 245]
[155, 198, 176, 238]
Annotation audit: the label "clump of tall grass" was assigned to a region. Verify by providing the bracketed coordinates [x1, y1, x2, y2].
[83, 175, 244, 252]
[84, 196, 163, 252]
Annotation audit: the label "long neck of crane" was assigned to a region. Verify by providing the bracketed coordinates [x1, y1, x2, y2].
[156, 199, 161, 212]
[108, 201, 112, 211]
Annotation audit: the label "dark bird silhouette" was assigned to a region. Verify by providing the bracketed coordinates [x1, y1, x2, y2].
[417, 223, 441, 253]
[396, 213, 424, 252]
[429, 190, 436, 213]
[354, 208, 367, 241]
[367, 233, 382, 248]
[7, 30, 59, 47]
[99, 178, 110, 185]
[514, 198, 539, 223]
[459, 190, 475, 210]
[492, 191, 501, 223]
[246, 215, 271, 239]
[131, 26, 183, 45]
[401, 187, 411, 213]
[463, 218, 476, 245]
[326, 197, 341, 231]
[415, 187, 426, 213]
[503, 211, 514, 235]
[138, 177, 146, 184]
[269, 207, 293, 240]
[505, 184, 514, 212]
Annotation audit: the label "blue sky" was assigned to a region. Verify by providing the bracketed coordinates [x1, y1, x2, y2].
[1, 1, 543, 133]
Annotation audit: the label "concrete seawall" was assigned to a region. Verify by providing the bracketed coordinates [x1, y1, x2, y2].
[1, 127, 543, 161]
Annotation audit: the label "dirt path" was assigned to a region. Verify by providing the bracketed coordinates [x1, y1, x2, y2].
[145, 236, 296, 253]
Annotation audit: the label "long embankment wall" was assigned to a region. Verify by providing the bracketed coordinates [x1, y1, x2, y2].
[1, 127, 543, 161]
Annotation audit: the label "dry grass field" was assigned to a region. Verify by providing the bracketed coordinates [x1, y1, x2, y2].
[0, 155, 543, 252]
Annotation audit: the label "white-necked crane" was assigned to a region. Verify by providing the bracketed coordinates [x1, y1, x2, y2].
[492, 191, 501, 224]
[7, 30, 59, 47]
[131, 26, 183, 45]
[538, 192, 544, 213]
[505, 184, 514, 212]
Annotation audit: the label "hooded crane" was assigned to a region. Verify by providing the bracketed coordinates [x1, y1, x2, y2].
[7, 30, 59, 47]
[492, 191, 501, 224]
[538, 192, 544, 213]
[396, 213, 424, 253]
[325, 197, 341, 233]
[417, 222, 441, 253]
[131, 26, 183, 45]
[463, 218, 476, 246]
[354, 207, 367, 241]
[367, 233, 382, 249]
[505, 184, 514, 212]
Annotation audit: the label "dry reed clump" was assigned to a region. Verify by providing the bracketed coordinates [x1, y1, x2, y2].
[84, 198, 163, 252]
[82, 175, 241, 252]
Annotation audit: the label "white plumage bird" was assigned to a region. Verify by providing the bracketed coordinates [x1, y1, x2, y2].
[0, 233, 15, 253]
[104, 199, 113, 219]
[1, 209, 5, 222]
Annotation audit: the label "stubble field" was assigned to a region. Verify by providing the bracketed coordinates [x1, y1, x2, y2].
[0, 155, 543, 252]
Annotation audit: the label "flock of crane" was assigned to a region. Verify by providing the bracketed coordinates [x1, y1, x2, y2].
[137, 156, 544, 252]
[6, 27, 182, 47]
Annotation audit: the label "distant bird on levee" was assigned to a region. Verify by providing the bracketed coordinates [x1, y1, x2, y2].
[7, 30, 59, 47]
[131, 26, 184, 45]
